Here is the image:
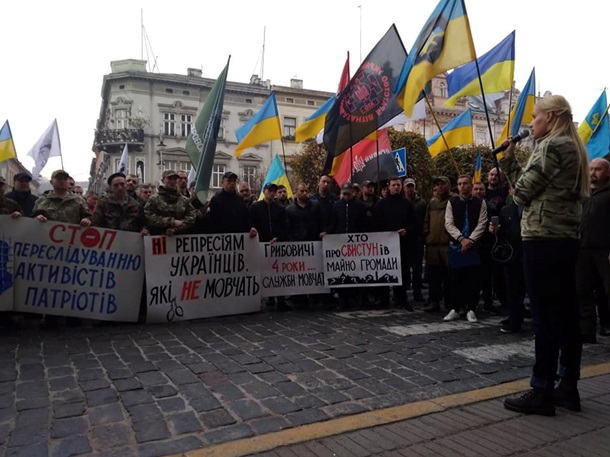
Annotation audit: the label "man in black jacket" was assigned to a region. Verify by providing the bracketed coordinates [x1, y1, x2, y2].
[206, 171, 257, 236]
[250, 183, 287, 243]
[286, 183, 321, 242]
[5, 172, 37, 217]
[577, 158, 610, 342]
[310, 175, 338, 233]
[374, 177, 417, 310]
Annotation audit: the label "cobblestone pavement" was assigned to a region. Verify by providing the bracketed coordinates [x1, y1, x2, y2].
[1, 301, 609, 457]
[254, 373, 610, 457]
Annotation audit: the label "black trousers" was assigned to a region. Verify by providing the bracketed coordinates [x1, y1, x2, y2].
[576, 248, 610, 337]
[523, 239, 581, 389]
[503, 250, 527, 329]
[428, 264, 451, 309]
[450, 265, 481, 313]
[406, 237, 425, 295]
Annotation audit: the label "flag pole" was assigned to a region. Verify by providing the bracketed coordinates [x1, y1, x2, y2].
[473, 59, 504, 192]
[375, 134, 380, 186]
[424, 97, 461, 175]
[56, 119, 64, 170]
[280, 138, 288, 174]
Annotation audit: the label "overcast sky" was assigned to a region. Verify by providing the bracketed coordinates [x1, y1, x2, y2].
[2, 0, 608, 181]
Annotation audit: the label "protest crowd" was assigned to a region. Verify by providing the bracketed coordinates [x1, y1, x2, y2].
[2, 160, 609, 344]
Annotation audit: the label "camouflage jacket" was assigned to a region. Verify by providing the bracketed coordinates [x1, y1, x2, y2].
[500, 135, 582, 240]
[32, 192, 90, 225]
[0, 197, 21, 215]
[144, 186, 196, 235]
[91, 194, 145, 232]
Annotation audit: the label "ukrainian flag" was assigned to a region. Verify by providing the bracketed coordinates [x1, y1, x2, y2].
[578, 91, 610, 160]
[394, 0, 476, 116]
[496, 68, 536, 157]
[258, 154, 293, 201]
[473, 150, 482, 183]
[0, 120, 17, 163]
[427, 109, 473, 158]
[235, 93, 282, 157]
[446, 31, 515, 107]
[295, 95, 336, 143]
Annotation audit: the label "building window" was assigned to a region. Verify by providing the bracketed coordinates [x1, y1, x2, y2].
[246, 98, 252, 104]
[307, 100, 315, 106]
[180, 114, 192, 137]
[119, 84, 125, 90]
[211, 164, 226, 188]
[163, 160, 177, 171]
[283, 117, 296, 140]
[163, 113, 176, 136]
[115, 109, 129, 129]
[179, 161, 190, 171]
[183, 90, 190, 96]
[286, 97, 294, 103]
[242, 165, 257, 187]
[439, 82, 447, 98]
[218, 119, 226, 140]
[165, 88, 173, 93]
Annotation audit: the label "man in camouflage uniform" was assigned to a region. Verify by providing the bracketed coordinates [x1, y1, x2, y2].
[32, 170, 91, 226]
[31, 170, 92, 328]
[126, 174, 145, 205]
[91, 172, 148, 235]
[144, 170, 196, 235]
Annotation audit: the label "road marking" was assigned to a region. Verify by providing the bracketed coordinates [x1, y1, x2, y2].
[168, 363, 610, 457]
[382, 316, 505, 336]
[454, 340, 534, 363]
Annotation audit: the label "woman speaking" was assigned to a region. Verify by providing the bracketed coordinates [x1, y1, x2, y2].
[500, 95, 589, 416]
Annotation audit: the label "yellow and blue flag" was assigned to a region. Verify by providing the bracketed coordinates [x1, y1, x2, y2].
[0, 120, 17, 163]
[295, 95, 336, 143]
[473, 150, 482, 183]
[394, 0, 476, 116]
[446, 31, 515, 107]
[427, 108, 473, 158]
[258, 154, 293, 201]
[235, 93, 282, 157]
[496, 68, 536, 157]
[578, 91, 610, 160]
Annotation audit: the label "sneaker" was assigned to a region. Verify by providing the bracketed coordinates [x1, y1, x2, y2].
[500, 324, 521, 334]
[504, 389, 555, 416]
[443, 309, 460, 321]
[554, 380, 581, 412]
[466, 310, 478, 323]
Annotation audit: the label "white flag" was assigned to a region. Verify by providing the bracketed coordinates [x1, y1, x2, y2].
[186, 165, 196, 189]
[118, 143, 128, 174]
[27, 119, 61, 177]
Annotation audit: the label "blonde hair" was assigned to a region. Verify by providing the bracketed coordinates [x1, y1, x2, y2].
[533, 95, 590, 196]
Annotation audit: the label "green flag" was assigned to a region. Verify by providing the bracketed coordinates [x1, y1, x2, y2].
[185, 57, 230, 202]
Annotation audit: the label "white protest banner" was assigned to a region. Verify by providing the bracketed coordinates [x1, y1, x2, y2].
[7, 217, 143, 321]
[144, 233, 261, 323]
[260, 241, 328, 297]
[0, 217, 15, 311]
[322, 232, 402, 288]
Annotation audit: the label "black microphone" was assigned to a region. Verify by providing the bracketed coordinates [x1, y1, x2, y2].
[492, 129, 530, 155]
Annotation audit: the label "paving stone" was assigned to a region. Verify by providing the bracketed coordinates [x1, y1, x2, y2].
[148, 384, 178, 398]
[250, 416, 291, 434]
[226, 399, 267, 421]
[5, 442, 48, 457]
[322, 401, 369, 417]
[77, 369, 105, 382]
[16, 396, 49, 411]
[285, 408, 330, 427]
[157, 397, 186, 413]
[15, 381, 47, 399]
[86, 388, 118, 407]
[53, 401, 85, 419]
[292, 395, 327, 409]
[113, 378, 142, 392]
[138, 436, 203, 457]
[7, 425, 47, 447]
[204, 423, 253, 445]
[133, 419, 170, 443]
[50, 416, 87, 439]
[79, 378, 111, 392]
[167, 368, 199, 385]
[88, 403, 125, 425]
[188, 394, 222, 413]
[50, 435, 91, 457]
[129, 362, 157, 373]
[167, 411, 203, 434]
[136, 371, 168, 387]
[199, 408, 237, 428]
[241, 381, 280, 399]
[48, 376, 78, 391]
[209, 383, 245, 401]
[120, 389, 154, 407]
[106, 368, 133, 380]
[91, 422, 134, 449]
[127, 403, 164, 423]
[261, 396, 301, 415]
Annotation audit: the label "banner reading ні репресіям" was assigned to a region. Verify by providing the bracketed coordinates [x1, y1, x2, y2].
[144, 233, 261, 323]
[1, 216, 144, 321]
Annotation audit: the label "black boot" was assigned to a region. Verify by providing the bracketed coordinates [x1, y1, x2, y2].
[504, 388, 555, 416]
[554, 379, 581, 412]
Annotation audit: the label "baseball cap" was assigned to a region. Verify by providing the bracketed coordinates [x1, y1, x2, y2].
[263, 182, 278, 192]
[404, 178, 416, 186]
[162, 170, 179, 179]
[107, 172, 126, 186]
[352, 183, 360, 190]
[222, 171, 238, 180]
[433, 176, 450, 185]
[361, 180, 374, 187]
[340, 182, 354, 193]
[51, 170, 70, 179]
[14, 172, 32, 182]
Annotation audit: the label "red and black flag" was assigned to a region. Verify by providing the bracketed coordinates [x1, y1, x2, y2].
[323, 24, 406, 160]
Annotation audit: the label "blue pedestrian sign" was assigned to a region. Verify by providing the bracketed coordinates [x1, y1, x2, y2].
[392, 147, 407, 177]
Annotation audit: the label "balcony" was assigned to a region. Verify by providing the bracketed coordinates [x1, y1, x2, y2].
[95, 128, 145, 149]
